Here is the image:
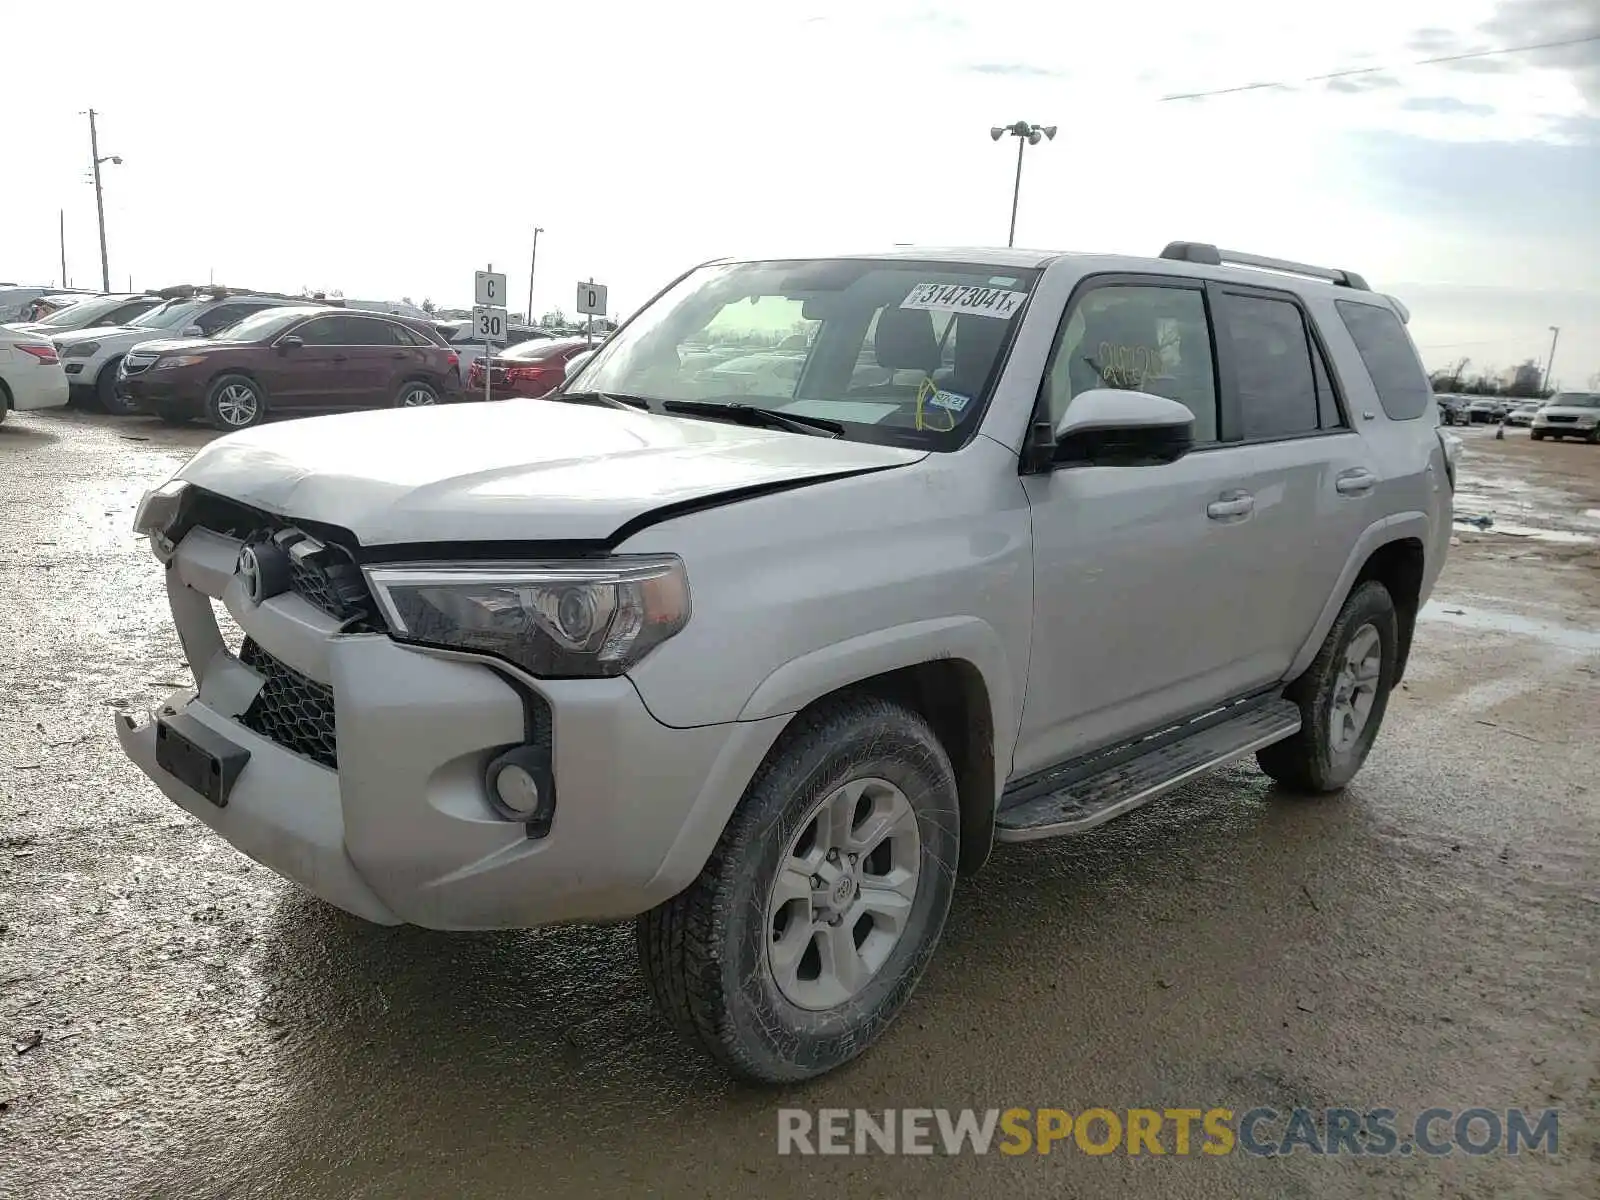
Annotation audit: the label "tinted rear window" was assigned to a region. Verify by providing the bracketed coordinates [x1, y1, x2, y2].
[503, 338, 586, 361]
[1335, 301, 1431, 420]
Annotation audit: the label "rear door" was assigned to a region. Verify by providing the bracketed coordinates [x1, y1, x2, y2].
[336, 315, 414, 407]
[1205, 284, 1378, 676]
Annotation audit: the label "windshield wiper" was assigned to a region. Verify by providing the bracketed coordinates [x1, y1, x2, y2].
[557, 389, 653, 412]
[660, 399, 842, 438]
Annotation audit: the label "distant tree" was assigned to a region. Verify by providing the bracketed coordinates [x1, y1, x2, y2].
[540, 308, 568, 328]
[401, 295, 414, 306]
[421, 297, 436, 314]
[1505, 359, 1544, 399]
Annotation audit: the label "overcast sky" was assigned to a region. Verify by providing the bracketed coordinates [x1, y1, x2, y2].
[5, 0, 1597, 386]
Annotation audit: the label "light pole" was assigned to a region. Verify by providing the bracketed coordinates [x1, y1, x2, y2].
[527, 226, 543, 325]
[1542, 326, 1560, 394]
[86, 109, 122, 292]
[990, 121, 1056, 248]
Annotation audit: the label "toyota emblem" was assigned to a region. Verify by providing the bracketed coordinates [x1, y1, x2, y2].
[238, 545, 264, 605]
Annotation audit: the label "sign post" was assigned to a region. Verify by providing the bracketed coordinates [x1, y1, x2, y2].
[576, 279, 608, 350]
[473, 265, 509, 404]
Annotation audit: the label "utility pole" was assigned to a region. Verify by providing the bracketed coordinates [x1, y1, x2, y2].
[1542, 326, 1560, 395]
[527, 226, 543, 325]
[59, 210, 67, 288]
[86, 110, 122, 293]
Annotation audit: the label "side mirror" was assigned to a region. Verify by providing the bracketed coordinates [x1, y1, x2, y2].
[182, 325, 205, 337]
[278, 335, 304, 354]
[1044, 388, 1195, 468]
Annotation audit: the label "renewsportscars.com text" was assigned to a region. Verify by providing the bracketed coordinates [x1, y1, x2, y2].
[776, 1107, 1560, 1157]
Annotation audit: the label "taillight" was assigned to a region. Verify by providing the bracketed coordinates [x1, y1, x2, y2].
[447, 351, 459, 368]
[17, 343, 59, 366]
[505, 364, 556, 383]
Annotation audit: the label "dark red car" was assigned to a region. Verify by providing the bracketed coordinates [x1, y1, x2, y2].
[117, 306, 462, 431]
[466, 336, 590, 400]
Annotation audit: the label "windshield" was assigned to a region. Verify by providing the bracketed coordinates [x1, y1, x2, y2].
[129, 299, 206, 330]
[1549, 392, 1600, 408]
[33, 295, 124, 328]
[573, 258, 1039, 450]
[209, 308, 306, 342]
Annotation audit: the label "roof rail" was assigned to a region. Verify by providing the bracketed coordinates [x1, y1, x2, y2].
[1159, 242, 1370, 291]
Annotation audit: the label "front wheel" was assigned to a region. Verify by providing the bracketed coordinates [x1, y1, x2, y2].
[1258, 580, 1398, 793]
[204, 375, 267, 431]
[1530, 430, 1544, 441]
[638, 693, 960, 1083]
[97, 360, 141, 415]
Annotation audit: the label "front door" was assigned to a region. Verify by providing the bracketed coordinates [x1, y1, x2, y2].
[261, 314, 355, 410]
[1013, 277, 1284, 776]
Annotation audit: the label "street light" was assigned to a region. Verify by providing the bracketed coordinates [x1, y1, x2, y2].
[84, 109, 122, 292]
[1542, 325, 1560, 394]
[527, 226, 544, 325]
[990, 121, 1056, 248]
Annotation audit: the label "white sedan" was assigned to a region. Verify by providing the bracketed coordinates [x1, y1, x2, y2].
[0, 326, 69, 423]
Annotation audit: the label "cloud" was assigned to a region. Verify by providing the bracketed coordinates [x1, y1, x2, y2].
[1446, 56, 1520, 75]
[1409, 27, 1461, 53]
[1476, 0, 1600, 105]
[1401, 96, 1498, 116]
[965, 62, 1064, 78]
[1323, 72, 1404, 93]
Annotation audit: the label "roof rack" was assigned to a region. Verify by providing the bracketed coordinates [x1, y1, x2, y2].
[1159, 242, 1370, 291]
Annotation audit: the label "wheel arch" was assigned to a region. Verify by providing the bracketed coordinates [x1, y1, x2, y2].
[1287, 517, 1429, 684]
[736, 618, 1017, 875]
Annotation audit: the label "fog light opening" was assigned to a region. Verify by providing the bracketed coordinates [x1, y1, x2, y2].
[485, 746, 556, 836]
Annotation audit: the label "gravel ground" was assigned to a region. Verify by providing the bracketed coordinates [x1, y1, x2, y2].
[1, 410, 1596, 1199]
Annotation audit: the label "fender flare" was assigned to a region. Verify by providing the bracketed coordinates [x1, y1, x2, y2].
[1285, 511, 1430, 680]
[738, 615, 1018, 799]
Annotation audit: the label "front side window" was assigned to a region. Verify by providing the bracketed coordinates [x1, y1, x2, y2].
[1336, 300, 1431, 420]
[1044, 283, 1218, 443]
[572, 258, 1039, 450]
[1218, 293, 1320, 439]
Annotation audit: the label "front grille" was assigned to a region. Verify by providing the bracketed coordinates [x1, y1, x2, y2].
[239, 638, 338, 769]
[1545, 415, 1577, 424]
[286, 548, 382, 631]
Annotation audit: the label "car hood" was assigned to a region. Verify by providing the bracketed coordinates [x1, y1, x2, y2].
[175, 400, 926, 545]
[126, 337, 217, 355]
[52, 324, 166, 347]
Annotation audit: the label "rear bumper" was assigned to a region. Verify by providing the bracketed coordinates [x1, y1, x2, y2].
[7, 368, 69, 411]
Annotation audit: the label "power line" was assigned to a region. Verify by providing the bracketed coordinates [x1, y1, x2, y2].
[1159, 32, 1600, 102]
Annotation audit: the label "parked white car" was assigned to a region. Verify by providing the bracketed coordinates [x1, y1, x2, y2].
[0, 326, 69, 423]
[5, 292, 162, 336]
[1530, 392, 1600, 442]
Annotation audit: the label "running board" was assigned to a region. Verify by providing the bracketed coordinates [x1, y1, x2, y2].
[994, 698, 1301, 842]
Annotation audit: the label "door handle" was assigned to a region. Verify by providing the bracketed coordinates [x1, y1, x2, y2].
[1206, 492, 1254, 520]
[1336, 470, 1377, 496]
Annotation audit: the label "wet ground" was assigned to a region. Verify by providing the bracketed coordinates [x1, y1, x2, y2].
[1, 410, 1597, 1199]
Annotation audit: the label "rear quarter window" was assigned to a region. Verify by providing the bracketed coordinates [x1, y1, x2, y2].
[1335, 300, 1431, 421]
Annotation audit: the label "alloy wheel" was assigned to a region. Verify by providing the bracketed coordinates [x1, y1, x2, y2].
[1329, 623, 1382, 754]
[400, 387, 436, 407]
[215, 383, 260, 427]
[765, 776, 921, 1010]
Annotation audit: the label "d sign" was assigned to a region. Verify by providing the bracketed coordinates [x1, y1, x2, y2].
[576, 281, 608, 316]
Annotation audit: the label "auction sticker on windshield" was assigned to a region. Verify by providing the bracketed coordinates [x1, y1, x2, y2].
[901, 283, 1027, 319]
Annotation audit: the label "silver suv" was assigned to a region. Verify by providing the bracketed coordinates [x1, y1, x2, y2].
[121, 241, 1453, 1082]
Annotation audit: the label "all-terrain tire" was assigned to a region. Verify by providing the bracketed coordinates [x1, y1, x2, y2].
[1258, 580, 1399, 793]
[638, 692, 960, 1084]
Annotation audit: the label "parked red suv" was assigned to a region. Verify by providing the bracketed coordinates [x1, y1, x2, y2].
[466, 336, 590, 399]
[118, 307, 461, 430]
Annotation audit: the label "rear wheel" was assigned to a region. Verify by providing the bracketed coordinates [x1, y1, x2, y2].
[97, 360, 140, 415]
[394, 380, 438, 408]
[1258, 580, 1398, 794]
[1531, 430, 1545, 441]
[204, 375, 267, 431]
[638, 693, 960, 1083]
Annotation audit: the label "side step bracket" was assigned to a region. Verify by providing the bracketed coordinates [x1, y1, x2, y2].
[994, 698, 1301, 842]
